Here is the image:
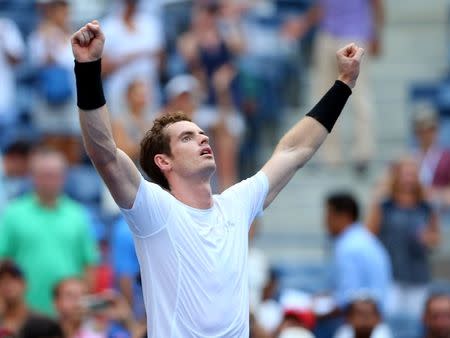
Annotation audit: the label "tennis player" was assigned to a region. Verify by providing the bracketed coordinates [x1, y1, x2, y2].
[71, 20, 364, 338]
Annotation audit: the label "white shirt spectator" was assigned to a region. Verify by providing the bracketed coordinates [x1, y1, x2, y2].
[0, 18, 24, 120]
[120, 172, 269, 337]
[102, 12, 164, 115]
[28, 22, 79, 134]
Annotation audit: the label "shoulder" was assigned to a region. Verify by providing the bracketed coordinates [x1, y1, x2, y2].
[2, 194, 33, 215]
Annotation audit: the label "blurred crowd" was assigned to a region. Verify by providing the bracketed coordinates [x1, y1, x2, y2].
[0, 0, 450, 337]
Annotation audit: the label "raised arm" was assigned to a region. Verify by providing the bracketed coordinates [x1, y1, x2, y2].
[261, 44, 364, 208]
[71, 21, 140, 209]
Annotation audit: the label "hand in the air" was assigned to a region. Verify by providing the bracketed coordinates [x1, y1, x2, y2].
[71, 20, 105, 63]
[336, 43, 365, 89]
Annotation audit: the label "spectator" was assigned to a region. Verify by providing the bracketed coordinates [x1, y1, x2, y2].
[1, 140, 32, 202]
[284, 0, 384, 172]
[20, 316, 65, 338]
[112, 79, 156, 163]
[0, 260, 63, 337]
[0, 18, 25, 150]
[102, 0, 164, 115]
[334, 296, 393, 338]
[0, 148, 99, 315]
[53, 278, 135, 338]
[423, 293, 450, 338]
[111, 216, 145, 324]
[366, 157, 440, 318]
[29, 0, 81, 164]
[412, 104, 450, 211]
[255, 269, 284, 336]
[164, 74, 244, 191]
[325, 193, 391, 312]
[178, 1, 244, 107]
[178, 2, 245, 189]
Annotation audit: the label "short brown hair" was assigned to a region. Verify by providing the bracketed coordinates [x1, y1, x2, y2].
[140, 112, 192, 190]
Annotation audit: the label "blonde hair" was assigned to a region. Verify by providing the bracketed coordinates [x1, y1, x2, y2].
[388, 156, 425, 203]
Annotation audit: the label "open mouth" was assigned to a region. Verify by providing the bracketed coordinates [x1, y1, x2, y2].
[200, 148, 213, 156]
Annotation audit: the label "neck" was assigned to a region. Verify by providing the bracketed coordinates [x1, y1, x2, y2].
[421, 141, 434, 152]
[37, 194, 58, 208]
[170, 177, 213, 209]
[393, 191, 417, 207]
[130, 104, 144, 117]
[60, 317, 82, 338]
[123, 5, 135, 23]
[3, 301, 28, 331]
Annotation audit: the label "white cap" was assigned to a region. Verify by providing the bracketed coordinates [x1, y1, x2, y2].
[165, 75, 199, 100]
[279, 328, 315, 338]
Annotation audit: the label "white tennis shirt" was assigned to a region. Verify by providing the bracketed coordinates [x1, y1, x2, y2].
[121, 172, 269, 338]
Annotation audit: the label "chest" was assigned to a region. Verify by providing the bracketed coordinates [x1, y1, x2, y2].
[9, 208, 80, 251]
[381, 205, 430, 235]
[171, 208, 246, 276]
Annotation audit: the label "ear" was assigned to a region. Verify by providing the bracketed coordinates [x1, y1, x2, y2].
[154, 154, 172, 173]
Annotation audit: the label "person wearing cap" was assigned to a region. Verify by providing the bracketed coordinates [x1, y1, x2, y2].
[0, 260, 63, 337]
[412, 103, 450, 212]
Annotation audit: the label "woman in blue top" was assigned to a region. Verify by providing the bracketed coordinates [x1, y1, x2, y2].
[367, 157, 440, 319]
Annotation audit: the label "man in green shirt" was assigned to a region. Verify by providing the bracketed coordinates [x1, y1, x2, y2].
[0, 148, 99, 315]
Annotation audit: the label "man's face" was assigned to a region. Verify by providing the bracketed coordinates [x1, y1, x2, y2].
[161, 121, 216, 180]
[31, 155, 66, 202]
[325, 204, 341, 237]
[348, 301, 380, 337]
[54, 280, 86, 322]
[425, 297, 450, 338]
[415, 125, 437, 148]
[0, 274, 25, 306]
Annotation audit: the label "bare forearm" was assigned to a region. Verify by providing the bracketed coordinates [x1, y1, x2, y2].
[275, 116, 327, 169]
[275, 80, 352, 168]
[119, 277, 135, 307]
[79, 105, 118, 165]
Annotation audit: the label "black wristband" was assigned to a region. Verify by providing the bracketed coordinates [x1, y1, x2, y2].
[306, 80, 352, 133]
[74, 59, 106, 110]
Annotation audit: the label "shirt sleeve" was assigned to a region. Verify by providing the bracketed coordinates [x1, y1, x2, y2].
[120, 176, 173, 237]
[1, 19, 24, 59]
[220, 171, 269, 230]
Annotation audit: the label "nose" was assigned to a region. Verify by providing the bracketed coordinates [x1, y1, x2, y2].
[199, 133, 209, 145]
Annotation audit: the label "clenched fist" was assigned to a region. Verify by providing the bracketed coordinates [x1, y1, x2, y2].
[336, 43, 365, 89]
[71, 20, 105, 63]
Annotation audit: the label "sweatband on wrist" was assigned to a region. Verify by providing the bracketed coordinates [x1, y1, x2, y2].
[74, 59, 106, 110]
[306, 80, 352, 133]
